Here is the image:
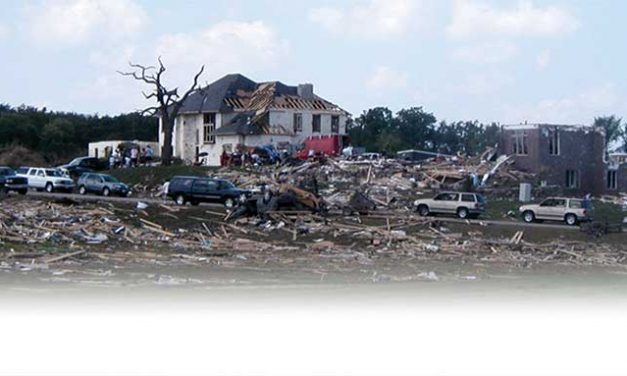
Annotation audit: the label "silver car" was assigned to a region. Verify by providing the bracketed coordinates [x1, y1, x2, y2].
[413, 192, 486, 219]
[519, 197, 591, 226]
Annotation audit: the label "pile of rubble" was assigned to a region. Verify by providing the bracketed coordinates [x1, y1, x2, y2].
[1, 197, 626, 274]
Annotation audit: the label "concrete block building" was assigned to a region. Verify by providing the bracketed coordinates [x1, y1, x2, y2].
[498, 123, 606, 195]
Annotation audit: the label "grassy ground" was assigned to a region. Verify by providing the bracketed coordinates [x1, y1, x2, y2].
[484, 198, 624, 223]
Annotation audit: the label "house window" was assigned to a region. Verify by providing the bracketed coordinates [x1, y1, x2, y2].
[566, 170, 579, 189]
[312, 114, 321, 133]
[512, 131, 528, 155]
[293, 113, 303, 133]
[549, 129, 560, 155]
[203, 113, 216, 144]
[331, 115, 339, 133]
[607, 170, 618, 190]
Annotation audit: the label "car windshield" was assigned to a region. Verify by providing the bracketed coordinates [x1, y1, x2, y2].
[68, 158, 82, 166]
[0, 168, 13, 176]
[102, 175, 119, 183]
[45, 169, 63, 177]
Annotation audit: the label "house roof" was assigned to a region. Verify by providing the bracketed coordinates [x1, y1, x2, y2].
[178, 73, 349, 116]
[178, 74, 257, 114]
[213, 111, 292, 137]
[213, 112, 257, 136]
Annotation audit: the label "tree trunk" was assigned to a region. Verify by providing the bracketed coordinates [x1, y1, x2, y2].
[161, 117, 174, 166]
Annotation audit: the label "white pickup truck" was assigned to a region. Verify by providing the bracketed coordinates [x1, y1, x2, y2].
[16, 167, 75, 193]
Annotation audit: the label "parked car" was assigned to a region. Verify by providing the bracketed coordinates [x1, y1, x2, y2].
[167, 176, 251, 208]
[77, 173, 131, 197]
[16, 167, 74, 193]
[413, 192, 486, 219]
[360, 152, 383, 161]
[519, 197, 591, 226]
[0, 166, 28, 195]
[58, 157, 107, 178]
[252, 145, 280, 164]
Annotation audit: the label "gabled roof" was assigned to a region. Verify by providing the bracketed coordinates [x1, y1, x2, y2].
[213, 112, 292, 137]
[178, 73, 349, 116]
[178, 74, 257, 114]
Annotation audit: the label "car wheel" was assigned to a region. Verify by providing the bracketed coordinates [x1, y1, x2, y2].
[457, 207, 469, 219]
[565, 213, 578, 226]
[175, 194, 186, 206]
[417, 204, 430, 217]
[45, 183, 54, 193]
[79, 186, 87, 195]
[190, 200, 200, 206]
[102, 187, 111, 197]
[224, 198, 235, 209]
[18, 189, 27, 195]
[522, 210, 535, 223]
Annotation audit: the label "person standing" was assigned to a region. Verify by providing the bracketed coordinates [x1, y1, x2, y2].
[130, 147, 139, 167]
[145, 145, 154, 163]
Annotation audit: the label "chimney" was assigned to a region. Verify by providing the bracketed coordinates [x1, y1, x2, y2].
[297, 84, 314, 100]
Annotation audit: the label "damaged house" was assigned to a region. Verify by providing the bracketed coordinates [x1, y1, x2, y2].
[159, 74, 350, 166]
[498, 123, 607, 195]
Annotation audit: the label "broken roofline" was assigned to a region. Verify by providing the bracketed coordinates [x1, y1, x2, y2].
[174, 73, 351, 116]
[502, 123, 600, 131]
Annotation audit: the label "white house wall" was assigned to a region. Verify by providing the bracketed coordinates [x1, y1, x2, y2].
[269, 110, 347, 144]
[198, 134, 242, 166]
[164, 109, 348, 166]
[88, 140, 160, 158]
[171, 113, 225, 163]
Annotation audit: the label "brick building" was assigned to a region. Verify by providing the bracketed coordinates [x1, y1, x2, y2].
[498, 124, 606, 195]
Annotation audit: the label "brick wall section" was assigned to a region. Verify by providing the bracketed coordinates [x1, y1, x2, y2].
[498, 125, 605, 196]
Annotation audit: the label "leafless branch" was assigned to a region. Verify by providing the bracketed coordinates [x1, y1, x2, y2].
[174, 65, 205, 111]
[139, 106, 161, 116]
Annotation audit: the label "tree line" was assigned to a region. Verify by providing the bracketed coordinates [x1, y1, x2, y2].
[0, 104, 158, 164]
[347, 107, 501, 156]
[348, 107, 627, 156]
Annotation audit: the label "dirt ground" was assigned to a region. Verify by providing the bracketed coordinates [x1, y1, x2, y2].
[2, 195, 627, 292]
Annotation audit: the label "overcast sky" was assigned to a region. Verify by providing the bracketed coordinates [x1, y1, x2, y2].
[0, 0, 625, 124]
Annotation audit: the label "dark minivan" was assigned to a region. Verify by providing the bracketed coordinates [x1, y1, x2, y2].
[167, 176, 251, 208]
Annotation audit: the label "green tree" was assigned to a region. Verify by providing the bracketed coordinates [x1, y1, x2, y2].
[348, 107, 394, 152]
[393, 107, 437, 151]
[594, 115, 622, 148]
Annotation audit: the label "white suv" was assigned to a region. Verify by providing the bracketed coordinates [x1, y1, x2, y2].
[519, 197, 591, 226]
[16, 167, 75, 193]
[413, 192, 486, 219]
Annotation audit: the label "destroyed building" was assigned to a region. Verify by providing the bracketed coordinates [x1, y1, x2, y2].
[159, 74, 351, 166]
[498, 123, 606, 195]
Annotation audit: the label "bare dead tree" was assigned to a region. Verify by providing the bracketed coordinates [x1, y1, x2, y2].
[119, 58, 204, 165]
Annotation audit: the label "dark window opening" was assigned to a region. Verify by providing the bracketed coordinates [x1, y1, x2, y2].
[549, 129, 560, 155]
[293, 113, 303, 133]
[566, 170, 579, 189]
[312, 114, 321, 133]
[607, 170, 617, 190]
[512, 131, 528, 155]
[331, 115, 339, 133]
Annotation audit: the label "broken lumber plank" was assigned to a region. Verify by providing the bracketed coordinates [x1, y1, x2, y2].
[139, 218, 163, 230]
[43, 250, 86, 264]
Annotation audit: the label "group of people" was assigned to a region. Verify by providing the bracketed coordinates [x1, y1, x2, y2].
[109, 145, 154, 169]
[219, 147, 285, 167]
